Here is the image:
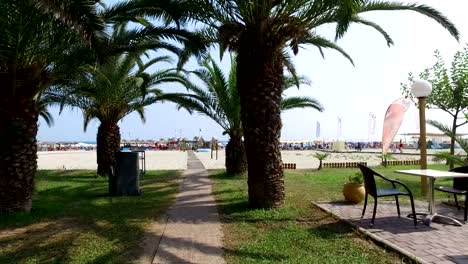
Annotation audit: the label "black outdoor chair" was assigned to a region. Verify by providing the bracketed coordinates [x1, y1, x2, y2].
[435, 166, 468, 222]
[358, 164, 417, 226]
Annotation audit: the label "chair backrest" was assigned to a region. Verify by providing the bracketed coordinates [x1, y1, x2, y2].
[358, 164, 377, 197]
[450, 166, 468, 191]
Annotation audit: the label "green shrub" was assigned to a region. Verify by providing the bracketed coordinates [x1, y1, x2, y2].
[348, 171, 363, 184]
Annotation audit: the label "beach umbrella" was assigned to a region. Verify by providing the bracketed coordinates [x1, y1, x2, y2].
[382, 98, 411, 154]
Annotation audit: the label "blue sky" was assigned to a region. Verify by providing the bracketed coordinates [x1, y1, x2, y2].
[37, 0, 468, 142]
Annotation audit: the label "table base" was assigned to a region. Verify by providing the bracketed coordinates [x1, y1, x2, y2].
[408, 213, 463, 226]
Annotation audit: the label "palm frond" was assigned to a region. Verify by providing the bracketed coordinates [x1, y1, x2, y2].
[83, 111, 93, 132]
[35, 0, 104, 43]
[36, 96, 55, 127]
[102, 0, 188, 26]
[158, 93, 231, 131]
[137, 56, 173, 73]
[351, 15, 393, 46]
[313, 152, 330, 160]
[281, 96, 324, 112]
[433, 151, 467, 166]
[283, 75, 312, 91]
[429, 119, 468, 164]
[56, 29, 181, 130]
[333, 0, 364, 40]
[301, 34, 354, 65]
[358, 2, 459, 41]
[428, 120, 453, 137]
[281, 51, 301, 89]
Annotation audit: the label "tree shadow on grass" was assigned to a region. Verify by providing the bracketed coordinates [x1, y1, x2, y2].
[210, 171, 246, 181]
[143, 232, 288, 263]
[37, 170, 97, 180]
[308, 220, 354, 239]
[0, 170, 180, 264]
[0, 219, 80, 263]
[216, 196, 301, 224]
[0, 216, 147, 264]
[211, 189, 238, 196]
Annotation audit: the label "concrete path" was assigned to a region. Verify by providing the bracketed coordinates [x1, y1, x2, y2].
[152, 151, 225, 264]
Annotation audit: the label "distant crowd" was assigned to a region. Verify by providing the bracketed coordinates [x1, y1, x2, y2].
[38, 145, 96, 151]
[39, 140, 443, 152]
[38, 142, 223, 152]
[280, 142, 384, 151]
[279, 141, 428, 152]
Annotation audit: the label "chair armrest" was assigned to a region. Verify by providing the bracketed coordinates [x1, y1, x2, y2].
[375, 173, 413, 194]
[390, 179, 413, 195]
[374, 173, 397, 188]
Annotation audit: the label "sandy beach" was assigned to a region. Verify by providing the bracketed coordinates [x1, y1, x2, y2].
[38, 150, 187, 170]
[194, 149, 445, 169]
[38, 149, 447, 170]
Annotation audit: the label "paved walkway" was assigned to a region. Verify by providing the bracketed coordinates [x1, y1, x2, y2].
[316, 200, 468, 264]
[152, 151, 225, 264]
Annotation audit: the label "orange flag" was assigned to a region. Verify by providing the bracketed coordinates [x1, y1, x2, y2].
[382, 98, 411, 154]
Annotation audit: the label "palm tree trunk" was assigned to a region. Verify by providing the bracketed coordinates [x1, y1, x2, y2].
[96, 122, 121, 177]
[237, 38, 284, 209]
[0, 97, 38, 213]
[225, 135, 247, 175]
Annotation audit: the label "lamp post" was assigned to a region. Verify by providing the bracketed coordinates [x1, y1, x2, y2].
[411, 80, 432, 196]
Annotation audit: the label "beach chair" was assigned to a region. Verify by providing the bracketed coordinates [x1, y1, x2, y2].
[358, 164, 417, 226]
[435, 166, 468, 222]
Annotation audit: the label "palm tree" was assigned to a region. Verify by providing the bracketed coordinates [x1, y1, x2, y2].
[173, 0, 459, 208]
[162, 55, 323, 175]
[313, 152, 329, 170]
[0, 0, 206, 213]
[0, 0, 104, 213]
[51, 53, 183, 177]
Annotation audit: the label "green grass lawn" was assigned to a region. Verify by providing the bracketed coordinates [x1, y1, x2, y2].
[0, 170, 180, 264]
[211, 164, 452, 264]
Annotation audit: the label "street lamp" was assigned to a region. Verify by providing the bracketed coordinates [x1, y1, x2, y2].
[411, 79, 432, 195]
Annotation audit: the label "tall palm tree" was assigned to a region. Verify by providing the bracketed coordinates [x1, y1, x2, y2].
[0, 0, 104, 213]
[0, 0, 206, 213]
[162, 55, 323, 175]
[172, 0, 459, 208]
[51, 53, 184, 177]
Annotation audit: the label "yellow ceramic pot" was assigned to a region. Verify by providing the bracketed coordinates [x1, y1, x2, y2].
[343, 183, 365, 203]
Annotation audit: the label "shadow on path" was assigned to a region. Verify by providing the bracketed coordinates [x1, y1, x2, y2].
[151, 151, 225, 264]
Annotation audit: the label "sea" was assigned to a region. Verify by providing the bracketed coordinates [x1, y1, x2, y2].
[80, 141, 97, 144]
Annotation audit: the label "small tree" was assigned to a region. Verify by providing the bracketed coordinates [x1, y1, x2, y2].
[313, 152, 329, 170]
[401, 48, 468, 169]
[378, 153, 395, 167]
